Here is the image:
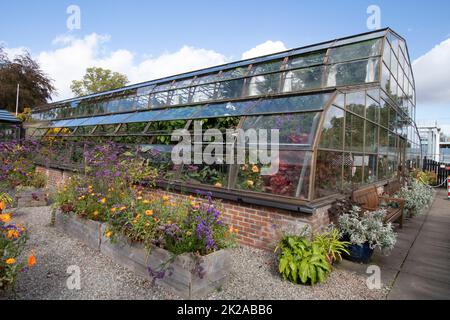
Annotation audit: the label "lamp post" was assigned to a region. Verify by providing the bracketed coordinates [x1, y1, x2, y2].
[15, 83, 20, 116]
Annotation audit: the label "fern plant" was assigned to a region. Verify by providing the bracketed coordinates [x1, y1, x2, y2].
[276, 236, 331, 285]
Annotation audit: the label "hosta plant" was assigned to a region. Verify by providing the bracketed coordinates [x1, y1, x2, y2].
[313, 228, 350, 265]
[276, 236, 331, 285]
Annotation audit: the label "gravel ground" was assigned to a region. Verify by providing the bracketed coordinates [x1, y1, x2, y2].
[2, 206, 387, 300]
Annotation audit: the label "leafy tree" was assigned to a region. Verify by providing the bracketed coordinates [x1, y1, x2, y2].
[70, 67, 129, 97]
[0, 47, 56, 113]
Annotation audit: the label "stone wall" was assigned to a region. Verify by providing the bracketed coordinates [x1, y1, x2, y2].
[37, 165, 332, 251]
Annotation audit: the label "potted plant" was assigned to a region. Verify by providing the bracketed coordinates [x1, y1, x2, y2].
[338, 206, 397, 264]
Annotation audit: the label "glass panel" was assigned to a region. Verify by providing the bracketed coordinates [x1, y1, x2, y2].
[345, 113, 364, 152]
[319, 106, 344, 150]
[365, 121, 378, 153]
[328, 39, 382, 64]
[389, 132, 397, 155]
[124, 110, 164, 123]
[99, 113, 134, 125]
[241, 112, 320, 146]
[315, 151, 343, 198]
[389, 106, 397, 131]
[235, 151, 311, 199]
[286, 51, 326, 69]
[191, 83, 217, 103]
[390, 50, 398, 80]
[135, 95, 150, 110]
[366, 95, 380, 123]
[378, 154, 389, 180]
[249, 60, 283, 76]
[364, 154, 378, 183]
[383, 41, 391, 69]
[139, 145, 180, 181]
[194, 101, 255, 118]
[179, 162, 229, 187]
[346, 91, 366, 116]
[137, 85, 155, 95]
[154, 106, 202, 121]
[343, 153, 364, 188]
[168, 88, 190, 105]
[76, 126, 96, 135]
[379, 127, 389, 154]
[283, 66, 325, 92]
[220, 67, 248, 80]
[216, 79, 245, 100]
[149, 91, 168, 108]
[78, 116, 110, 126]
[65, 118, 91, 127]
[327, 58, 379, 87]
[247, 73, 281, 96]
[249, 93, 331, 115]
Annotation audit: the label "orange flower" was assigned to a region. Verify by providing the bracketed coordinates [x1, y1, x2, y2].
[7, 229, 19, 239]
[105, 231, 113, 238]
[136, 214, 141, 219]
[145, 210, 153, 216]
[119, 206, 127, 211]
[214, 182, 222, 188]
[111, 207, 117, 213]
[100, 198, 107, 204]
[27, 252, 37, 267]
[5, 258, 15, 265]
[0, 201, 5, 211]
[252, 165, 259, 173]
[0, 213, 11, 223]
[153, 217, 159, 222]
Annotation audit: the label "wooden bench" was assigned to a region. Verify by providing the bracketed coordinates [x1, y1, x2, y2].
[352, 185, 404, 228]
[384, 179, 402, 196]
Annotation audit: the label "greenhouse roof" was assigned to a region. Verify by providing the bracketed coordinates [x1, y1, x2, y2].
[35, 28, 403, 111]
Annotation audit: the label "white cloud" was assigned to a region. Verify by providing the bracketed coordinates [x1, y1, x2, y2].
[32, 33, 229, 100]
[413, 38, 450, 105]
[241, 40, 287, 60]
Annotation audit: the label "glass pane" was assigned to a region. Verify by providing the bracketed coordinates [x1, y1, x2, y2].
[328, 39, 382, 64]
[315, 151, 343, 198]
[99, 113, 134, 125]
[346, 91, 366, 116]
[235, 151, 311, 199]
[65, 118, 91, 127]
[220, 67, 248, 80]
[379, 127, 389, 153]
[124, 110, 164, 123]
[180, 162, 229, 187]
[283, 66, 325, 92]
[343, 153, 364, 188]
[366, 95, 380, 123]
[390, 50, 398, 80]
[364, 154, 378, 183]
[345, 113, 364, 152]
[149, 91, 168, 108]
[286, 51, 326, 69]
[80, 115, 110, 126]
[241, 112, 320, 146]
[194, 101, 255, 118]
[249, 60, 283, 76]
[247, 73, 281, 96]
[249, 93, 331, 115]
[139, 145, 180, 181]
[327, 58, 379, 87]
[383, 41, 391, 69]
[154, 106, 202, 121]
[319, 106, 344, 150]
[217, 79, 245, 100]
[191, 83, 216, 103]
[135, 95, 150, 110]
[365, 121, 378, 153]
[168, 88, 190, 105]
[378, 154, 389, 180]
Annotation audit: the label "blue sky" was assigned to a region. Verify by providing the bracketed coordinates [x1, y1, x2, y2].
[1, 0, 450, 132]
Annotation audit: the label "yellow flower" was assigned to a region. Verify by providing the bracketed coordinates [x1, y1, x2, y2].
[5, 258, 15, 265]
[137, 196, 143, 200]
[252, 165, 259, 173]
[105, 231, 113, 238]
[143, 200, 150, 204]
[214, 182, 222, 188]
[241, 165, 248, 171]
[162, 195, 170, 202]
[100, 198, 107, 204]
[145, 222, 150, 227]
[186, 231, 192, 236]
[93, 211, 99, 217]
[90, 193, 96, 196]
[145, 210, 153, 216]
[153, 217, 159, 222]
[0, 213, 11, 223]
[119, 206, 127, 211]
[167, 220, 172, 224]
[246, 180, 254, 187]
[88, 185, 93, 189]
[111, 207, 117, 213]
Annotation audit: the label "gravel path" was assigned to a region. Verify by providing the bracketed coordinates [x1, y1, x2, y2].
[3, 206, 386, 300]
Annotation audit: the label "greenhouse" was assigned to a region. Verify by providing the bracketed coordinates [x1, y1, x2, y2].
[0, 109, 21, 141]
[26, 28, 421, 213]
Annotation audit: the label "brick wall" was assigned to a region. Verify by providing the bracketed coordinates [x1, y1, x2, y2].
[37, 165, 331, 251]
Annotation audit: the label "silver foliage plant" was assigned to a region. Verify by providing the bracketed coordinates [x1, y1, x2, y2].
[338, 206, 397, 251]
[395, 180, 433, 216]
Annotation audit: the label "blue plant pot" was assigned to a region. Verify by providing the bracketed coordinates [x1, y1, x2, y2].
[341, 235, 374, 264]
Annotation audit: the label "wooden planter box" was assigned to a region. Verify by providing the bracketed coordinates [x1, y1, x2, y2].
[15, 187, 48, 208]
[54, 211, 102, 250]
[54, 211, 231, 298]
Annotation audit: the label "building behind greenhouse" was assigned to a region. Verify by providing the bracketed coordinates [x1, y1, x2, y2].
[0, 109, 21, 141]
[26, 28, 421, 248]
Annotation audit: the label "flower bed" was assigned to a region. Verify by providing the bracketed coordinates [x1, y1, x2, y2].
[54, 210, 231, 298]
[51, 142, 235, 298]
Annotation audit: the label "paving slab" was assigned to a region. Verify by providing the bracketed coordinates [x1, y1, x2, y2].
[387, 272, 450, 300]
[402, 257, 450, 285]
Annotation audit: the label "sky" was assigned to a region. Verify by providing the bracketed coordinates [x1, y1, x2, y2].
[1, 0, 450, 133]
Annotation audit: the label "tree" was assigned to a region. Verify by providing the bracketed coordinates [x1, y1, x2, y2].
[0, 47, 56, 113]
[70, 67, 129, 97]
